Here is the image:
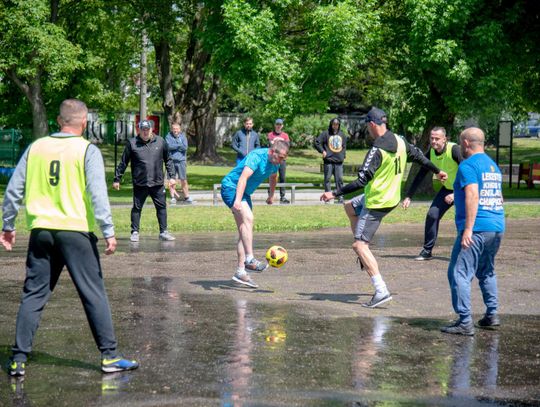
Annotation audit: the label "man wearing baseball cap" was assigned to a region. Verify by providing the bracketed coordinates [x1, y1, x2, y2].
[113, 119, 177, 242]
[321, 107, 448, 308]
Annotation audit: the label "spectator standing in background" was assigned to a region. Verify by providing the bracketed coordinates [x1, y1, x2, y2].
[267, 118, 291, 204]
[231, 117, 261, 164]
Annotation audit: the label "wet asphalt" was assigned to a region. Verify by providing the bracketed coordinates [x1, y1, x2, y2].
[0, 276, 539, 406]
[1, 218, 540, 406]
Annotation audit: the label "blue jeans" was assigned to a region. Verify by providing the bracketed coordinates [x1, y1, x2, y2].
[447, 231, 503, 324]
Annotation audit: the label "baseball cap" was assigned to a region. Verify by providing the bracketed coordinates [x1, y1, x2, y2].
[138, 120, 152, 129]
[275, 118, 284, 125]
[365, 107, 387, 125]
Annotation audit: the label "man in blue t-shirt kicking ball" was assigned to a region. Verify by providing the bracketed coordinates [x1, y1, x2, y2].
[221, 139, 290, 288]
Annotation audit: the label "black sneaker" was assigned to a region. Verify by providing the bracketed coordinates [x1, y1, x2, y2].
[7, 360, 25, 377]
[361, 291, 392, 308]
[440, 320, 475, 336]
[280, 197, 290, 204]
[414, 249, 433, 261]
[478, 314, 500, 328]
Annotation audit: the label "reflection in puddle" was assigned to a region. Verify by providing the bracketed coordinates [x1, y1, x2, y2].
[0, 277, 538, 406]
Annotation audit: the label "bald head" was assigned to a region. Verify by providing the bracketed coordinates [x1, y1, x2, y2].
[460, 127, 485, 158]
[58, 99, 88, 135]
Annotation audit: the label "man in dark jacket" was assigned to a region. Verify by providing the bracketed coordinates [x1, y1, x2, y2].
[321, 108, 448, 308]
[113, 120, 176, 242]
[315, 118, 347, 204]
[231, 117, 261, 164]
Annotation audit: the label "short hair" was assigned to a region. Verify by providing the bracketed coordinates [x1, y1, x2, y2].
[59, 99, 88, 125]
[431, 126, 447, 137]
[460, 127, 485, 144]
[271, 139, 290, 155]
[244, 116, 253, 123]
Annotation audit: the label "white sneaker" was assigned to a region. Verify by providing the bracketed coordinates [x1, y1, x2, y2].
[170, 198, 177, 205]
[232, 273, 258, 288]
[130, 231, 139, 242]
[159, 231, 175, 241]
[361, 291, 392, 308]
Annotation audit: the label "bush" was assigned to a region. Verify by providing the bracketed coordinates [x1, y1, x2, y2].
[287, 114, 335, 148]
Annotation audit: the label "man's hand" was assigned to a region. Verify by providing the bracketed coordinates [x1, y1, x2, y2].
[232, 200, 243, 212]
[0, 230, 16, 251]
[105, 236, 117, 255]
[461, 228, 473, 249]
[444, 193, 454, 205]
[436, 171, 448, 182]
[266, 196, 274, 205]
[322, 151, 327, 159]
[112, 182, 120, 190]
[402, 197, 411, 209]
[320, 191, 335, 202]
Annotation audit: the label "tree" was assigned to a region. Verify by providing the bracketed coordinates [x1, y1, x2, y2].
[368, 0, 538, 193]
[0, 0, 82, 137]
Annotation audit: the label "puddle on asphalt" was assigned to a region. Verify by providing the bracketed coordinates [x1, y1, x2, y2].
[119, 231, 455, 254]
[0, 277, 539, 406]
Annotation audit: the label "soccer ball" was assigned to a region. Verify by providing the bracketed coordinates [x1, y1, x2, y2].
[265, 245, 288, 268]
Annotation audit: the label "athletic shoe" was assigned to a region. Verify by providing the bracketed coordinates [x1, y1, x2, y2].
[232, 273, 258, 288]
[440, 320, 475, 336]
[159, 231, 175, 241]
[101, 357, 139, 373]
[130, 231, 139, 242]
[7, 361, 25, 377]
[244, 258, 268, 273]
[361, 291, 392, 308]
[183, 197, 194, 204]
[414, 249, 433, 261]
[280, 197, 290, 204]
[170, 198, 177, 205]
[478, 313, 500, 328]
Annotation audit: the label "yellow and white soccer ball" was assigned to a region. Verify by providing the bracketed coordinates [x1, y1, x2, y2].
[265, 245, 288, 268]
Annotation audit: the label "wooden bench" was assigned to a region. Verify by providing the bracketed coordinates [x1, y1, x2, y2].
[213, 183, 316, 205]
[518, 162, 540, 188]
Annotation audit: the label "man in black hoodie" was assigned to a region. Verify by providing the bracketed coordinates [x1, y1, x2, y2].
[321, 107, 448, 308]
[315, 118, 347, 204]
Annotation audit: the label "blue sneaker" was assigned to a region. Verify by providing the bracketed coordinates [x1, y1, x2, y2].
[8, 360, 25, 377]
[101, 357, 139, 373]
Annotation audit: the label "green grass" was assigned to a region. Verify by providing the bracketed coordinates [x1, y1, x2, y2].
[3, 203, 539, 236]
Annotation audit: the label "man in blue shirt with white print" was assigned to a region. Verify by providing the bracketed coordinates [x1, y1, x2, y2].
[221, 139, 289, 288]
[441, 127, 505, 336]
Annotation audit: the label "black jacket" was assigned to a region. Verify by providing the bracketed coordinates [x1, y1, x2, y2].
[335, 130, 441, 197]
[114, 135, 175, 187]
[314, 119, 347, 163]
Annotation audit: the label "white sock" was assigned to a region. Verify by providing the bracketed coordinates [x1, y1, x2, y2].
[371, 274, 388, 294]
[245, 254, 254, 263]
[236, 267, 246, 276]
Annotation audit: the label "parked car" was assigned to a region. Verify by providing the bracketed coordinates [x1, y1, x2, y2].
[514, 116, 540, 138]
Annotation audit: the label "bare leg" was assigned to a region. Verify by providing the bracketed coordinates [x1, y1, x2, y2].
[352, 240, 380, 277]
[344, 201, 358, 234]
[232, 202, 254, 268]
[180, 179, 190, 198]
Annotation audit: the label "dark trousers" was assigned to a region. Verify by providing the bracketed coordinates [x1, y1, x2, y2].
[12, 229, 117, 362]
[323, 162, 344, 192]
[268, 161, 287, 199]
[132, 185, 167, 234]
[423, 187, 454, 253]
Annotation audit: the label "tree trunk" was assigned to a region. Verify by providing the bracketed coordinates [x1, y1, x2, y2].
[192, 77, 221, 162]
[8, 69, 48, 138]
[405, 84, 455, 195]
[139, 30, 148, 121]
[154, 39, 175, 126]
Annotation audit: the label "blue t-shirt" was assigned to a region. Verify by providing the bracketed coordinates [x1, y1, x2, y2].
[453, 153, 505, 233]
[221, 148, 279, 195]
